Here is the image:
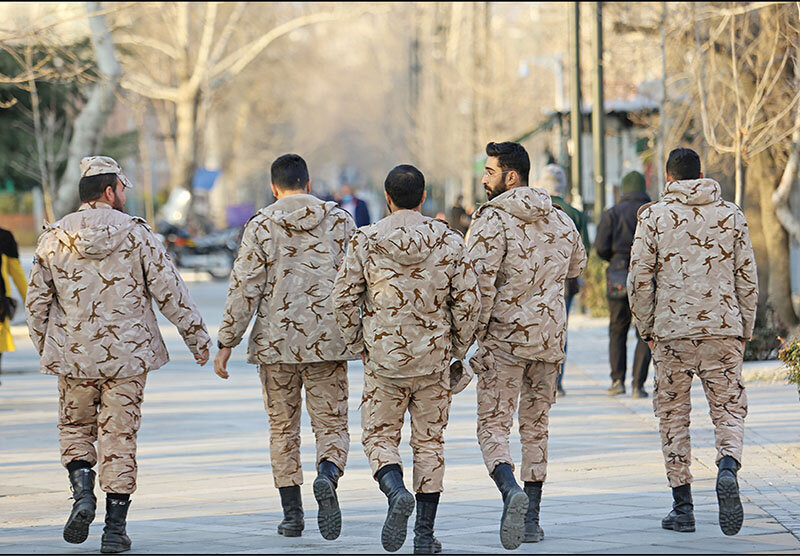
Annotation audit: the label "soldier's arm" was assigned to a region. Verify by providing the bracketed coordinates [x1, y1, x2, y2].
[218, 220, 269, 348]
[627, 209, 657, 338]
[448, 240, 480, 358]
[566, 219, 587, 278]
[593, 209, 613, 261]
[732, 208, 758, 341]
[25, 245, 55, 354]
[139, 226, 211, 355]
[332, 232, 367, 354]
[466, 209, 506, 339]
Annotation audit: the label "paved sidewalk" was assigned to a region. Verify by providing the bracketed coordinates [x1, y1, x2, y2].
[1, 281, 799, 553]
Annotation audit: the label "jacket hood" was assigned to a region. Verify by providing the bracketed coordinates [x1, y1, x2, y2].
[374, 210, 441, 265]
[482, 186, 553, 222]
[663, 178, 721, 206]
[262, 194, 338, 232]
[51, 207, 139, 260]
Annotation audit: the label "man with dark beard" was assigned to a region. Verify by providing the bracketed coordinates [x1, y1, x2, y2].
[467, 142, 586, 549]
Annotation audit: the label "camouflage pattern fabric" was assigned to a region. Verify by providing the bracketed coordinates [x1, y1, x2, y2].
[258, 361, 349, 488]
[467, 186, 586, 363]
[361, 365, 451, 493]
[58, 373, 147, 494]
[651, 338, 747, 487]
[218, 194, 357, 364]
[628, 178, 758, 342]
[26, 202, 211, 379]
[332, 209, 479, 379]
[472, 340, 559, 482]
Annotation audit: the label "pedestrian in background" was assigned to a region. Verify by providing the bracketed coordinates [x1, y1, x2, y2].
[469, 143, 586, 549]
[0, 226, 27, 385]
[336, 184, 371, 227]
[628, 148, 757, 537]
[537, 163, 590, 397]
[594, 170, 652, 398]
[333, 164, 479, 554]
[215, 154, 357, 541]
[448, 194, 471, 236]
[26, 156, 211, 554]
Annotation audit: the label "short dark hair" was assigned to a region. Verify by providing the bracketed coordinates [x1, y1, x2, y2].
[385, 164, 425, 209]
[271, 154, 309, 190]
[486, 141, 530, 184]
[666, 148, 701, 180]
[79, 173, 118, 202]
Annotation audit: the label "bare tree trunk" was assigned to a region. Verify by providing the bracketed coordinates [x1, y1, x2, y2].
[172, 86, 200, 190]
[24, 46, 55, 222]
[752, 148, 799, 326]
[53, 1, 121, 217]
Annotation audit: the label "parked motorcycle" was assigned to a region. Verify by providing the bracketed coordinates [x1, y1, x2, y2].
[157, 225, 243, 280]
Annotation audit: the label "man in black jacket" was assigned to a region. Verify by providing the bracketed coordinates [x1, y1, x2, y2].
[594, 171, 652, 397]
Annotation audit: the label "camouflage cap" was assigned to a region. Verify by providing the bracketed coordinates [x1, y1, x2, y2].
[80, 156, 132, 189]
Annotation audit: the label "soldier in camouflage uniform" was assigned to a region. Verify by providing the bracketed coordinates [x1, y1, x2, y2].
[215, 154, 356, 541]
[628, 148, 758, 536]
[332, 164, 479, 554]
[468, 142, 586, 550]
[26, 156, 211, 553]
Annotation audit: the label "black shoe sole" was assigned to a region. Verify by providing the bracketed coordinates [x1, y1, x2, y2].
[381, 491, 415, 552]
[63, 508, 94, 544]
[100, 542, 131, 554]
[662, 520, 696, 532]
[500, 491, 528, 550]
[314, 476, 341, 540]
[717, 472, 743, 536]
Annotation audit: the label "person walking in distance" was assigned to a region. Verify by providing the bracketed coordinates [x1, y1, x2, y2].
[628, 148, 758, 536]
[332, 164, 479, 553]
[0, 226, 27, 385]
[468, 142, 586, 549]
[25, 156, 211, 553]
[536, 163, 590, 397]
[594, 170, 653, 398]
[215, 154, 357, 540]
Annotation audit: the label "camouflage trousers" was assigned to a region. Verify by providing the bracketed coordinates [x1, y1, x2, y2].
[361, 366, 451, 493]
[473, 341, 560, 482]
[58, 373, 147, 494]
[258, 361, 349, 489]
[651, 337, 748, 487]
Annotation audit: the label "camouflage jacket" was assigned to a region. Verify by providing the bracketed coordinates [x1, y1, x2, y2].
[332, 209, 480, 379]
[467, 186, 587, 363]
[628, 178, 758, 341]
[218, 194, 357, 364]
[26, 202, 211, 379]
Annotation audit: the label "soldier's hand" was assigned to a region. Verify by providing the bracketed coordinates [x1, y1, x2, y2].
[215, 347, 232, 379]
[647, 340, 655, 351]
[195, 348, 210, 366]
[360, 351, 367, 365]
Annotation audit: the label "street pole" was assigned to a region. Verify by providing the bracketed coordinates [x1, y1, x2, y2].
[591, 1, 605, 223]
[569, 2, 583, 208]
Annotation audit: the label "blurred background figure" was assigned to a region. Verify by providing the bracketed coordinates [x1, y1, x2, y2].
[0, 227, 27, 385]
[448, 194, 471, 236]
[594, 170, 652, 398]
[336, 184, 371, 227]
[538, 164, 590, 397]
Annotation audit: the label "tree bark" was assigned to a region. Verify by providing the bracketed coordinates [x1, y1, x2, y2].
[53, 1, 121, 217]
[751, 148, 799, 327]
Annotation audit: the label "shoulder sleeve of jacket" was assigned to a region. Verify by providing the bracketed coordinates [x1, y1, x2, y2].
[467, 207, 506, 340]
[732, 205, 758, 340]
[593, 208, 614, 261]
[332, 228, 368, 353]
[627, 208, 658, 338]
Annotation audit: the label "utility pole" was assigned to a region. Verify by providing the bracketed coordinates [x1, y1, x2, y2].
[569, 2, 583, 209]
[591, 1, 606, 223]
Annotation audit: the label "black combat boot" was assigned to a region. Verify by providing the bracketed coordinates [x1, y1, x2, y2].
[491, 463, 528, 550]
[277, 485, 304, 537]
[662, 484, 695, 532]
[100, 497, 131, 553]
[717, 455, 743, 536]
[523, 481, 544, 542]
[413, 493, 442, 554]
[63, 466, 97, 544]
[313, 459, 342, 540]
[376, 464, 415, 552]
